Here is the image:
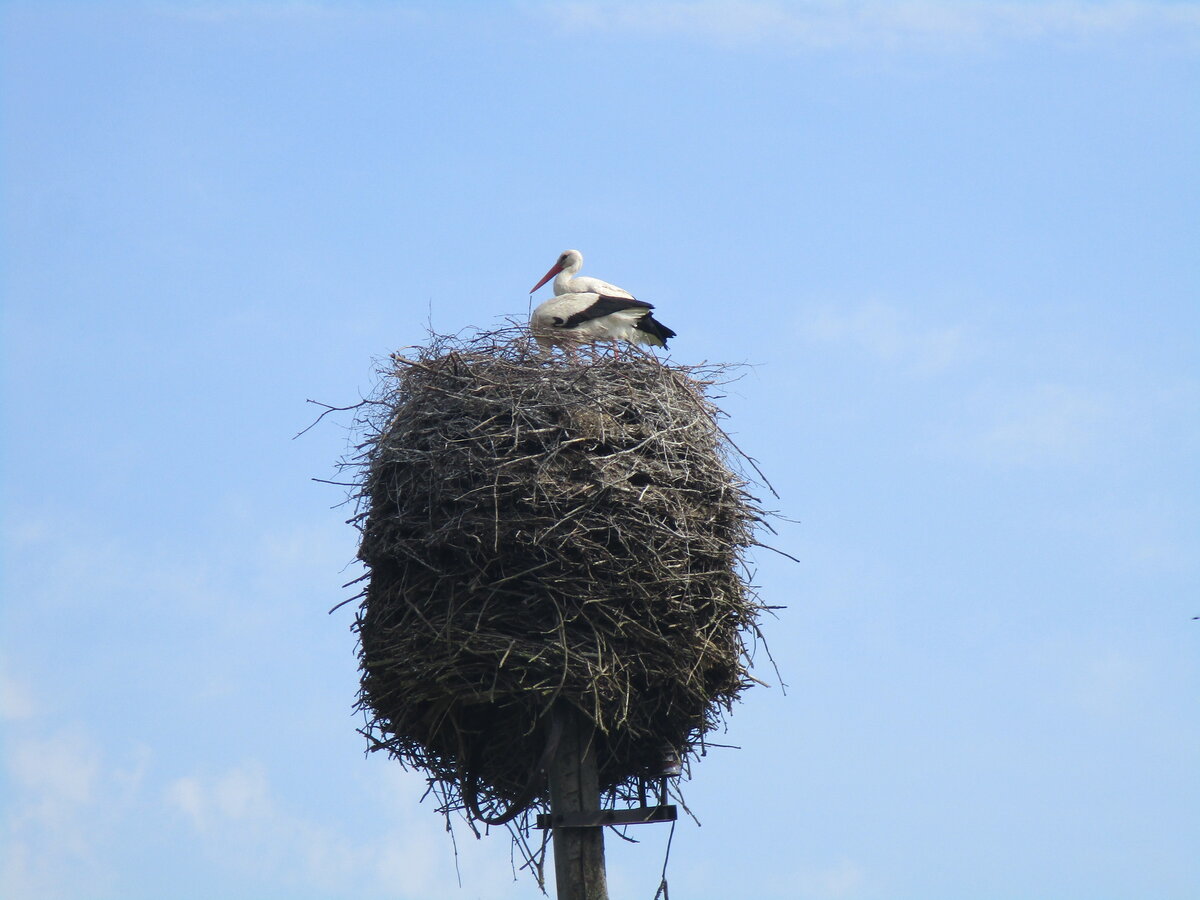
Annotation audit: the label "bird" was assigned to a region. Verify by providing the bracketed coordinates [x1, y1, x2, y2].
[528, 249, 676, 350]
[531, 248, 636, 299]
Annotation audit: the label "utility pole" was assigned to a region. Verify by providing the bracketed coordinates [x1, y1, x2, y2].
[547, 705, 609, 900]
[539, 704, 678, 899]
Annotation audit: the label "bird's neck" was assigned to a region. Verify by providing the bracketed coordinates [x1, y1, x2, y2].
[553, 269, 576, 295]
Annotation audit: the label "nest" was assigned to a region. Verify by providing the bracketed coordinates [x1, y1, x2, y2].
[346, 328, 774, 828]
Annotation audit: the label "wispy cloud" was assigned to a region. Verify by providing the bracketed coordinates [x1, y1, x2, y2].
[7, 736, 100, 837]
[785, 857, 866, 898]
[164, 762, 373, 890]
[165, 764, 273, 829]
[2, 705, 514, 900]
[0, 672, 36, 722]
[147, 1, 429, 26]
[935, 381, 1109, 467]
[976, 382, 1107, 464]
[164, 763, 523, 897]
[2, 729, 116, 900]
[1065, 648, 1146, 719]
[802, 304, 1134, 468]
[800, 300, 971, 375]
[541, 0, 1200, 49]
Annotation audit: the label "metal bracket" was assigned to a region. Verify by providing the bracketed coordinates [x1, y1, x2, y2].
[536, 804, 677, 829]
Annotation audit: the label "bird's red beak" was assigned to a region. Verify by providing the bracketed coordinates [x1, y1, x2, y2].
[530, 262, 561, 294]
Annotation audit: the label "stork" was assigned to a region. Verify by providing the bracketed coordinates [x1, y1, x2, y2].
[529, 249, 676, 350]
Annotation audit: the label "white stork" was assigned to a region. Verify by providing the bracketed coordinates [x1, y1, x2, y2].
[528, 249, 676, 350]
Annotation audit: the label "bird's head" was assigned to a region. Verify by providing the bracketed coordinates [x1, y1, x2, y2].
[530, 249, 583, 293]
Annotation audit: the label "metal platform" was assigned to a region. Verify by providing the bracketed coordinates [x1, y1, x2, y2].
[536, 804, 677, 829]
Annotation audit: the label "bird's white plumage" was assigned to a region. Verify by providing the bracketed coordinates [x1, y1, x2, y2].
[528, 249, 676, 350]
[549, 250, 635, 300]
[530, 292, 658, 348]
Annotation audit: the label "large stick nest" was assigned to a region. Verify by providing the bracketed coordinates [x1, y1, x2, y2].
[347, 328, 773, 823]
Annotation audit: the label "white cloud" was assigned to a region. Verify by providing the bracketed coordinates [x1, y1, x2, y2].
[1024, 635, 1159, 721]
[1068, 649, 1145, 719]
[7, 736, 100, 830]
[166, 764, 355, 884]
[2, 732, 110, 900]
[755, 856, 867, 899]
[541, 0, 1200, 49]
[0, 673, 36, 721]
[972, 382, 1107, 465]
[2, 714, 519, 899]
[164, 762, 524, 898]
[804, 858, 866, 898]
[148, 1, 429, 27]
[0, 673, 156, 900]
[927, 381, 1108, 467]
[165, 764, 273, 828]
[800, 300, 970, 375]
[1033, 487, 1198, 575]
[164, 774, 207, 823]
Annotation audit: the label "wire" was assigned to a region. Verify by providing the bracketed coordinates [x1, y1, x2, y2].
[652, 818, 676, 900]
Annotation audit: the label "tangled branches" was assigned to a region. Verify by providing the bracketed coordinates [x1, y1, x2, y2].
[345, 327, 774, 846]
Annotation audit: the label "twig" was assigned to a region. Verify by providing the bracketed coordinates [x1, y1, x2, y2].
[293, 398, 367, 439]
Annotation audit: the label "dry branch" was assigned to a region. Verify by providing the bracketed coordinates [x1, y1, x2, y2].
[345, 326, 774, 847]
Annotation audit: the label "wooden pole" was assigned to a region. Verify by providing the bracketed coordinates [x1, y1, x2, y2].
[548, 705, 609, 900]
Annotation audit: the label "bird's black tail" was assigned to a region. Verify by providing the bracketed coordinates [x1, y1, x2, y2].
[635, 314, 677, 348]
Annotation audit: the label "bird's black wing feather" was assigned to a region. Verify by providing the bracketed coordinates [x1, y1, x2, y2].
[561, 294, 654, 328]
[635, 314, 676, 347]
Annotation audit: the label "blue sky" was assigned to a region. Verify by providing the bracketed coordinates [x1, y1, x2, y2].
[2, 2, 1197, 898]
